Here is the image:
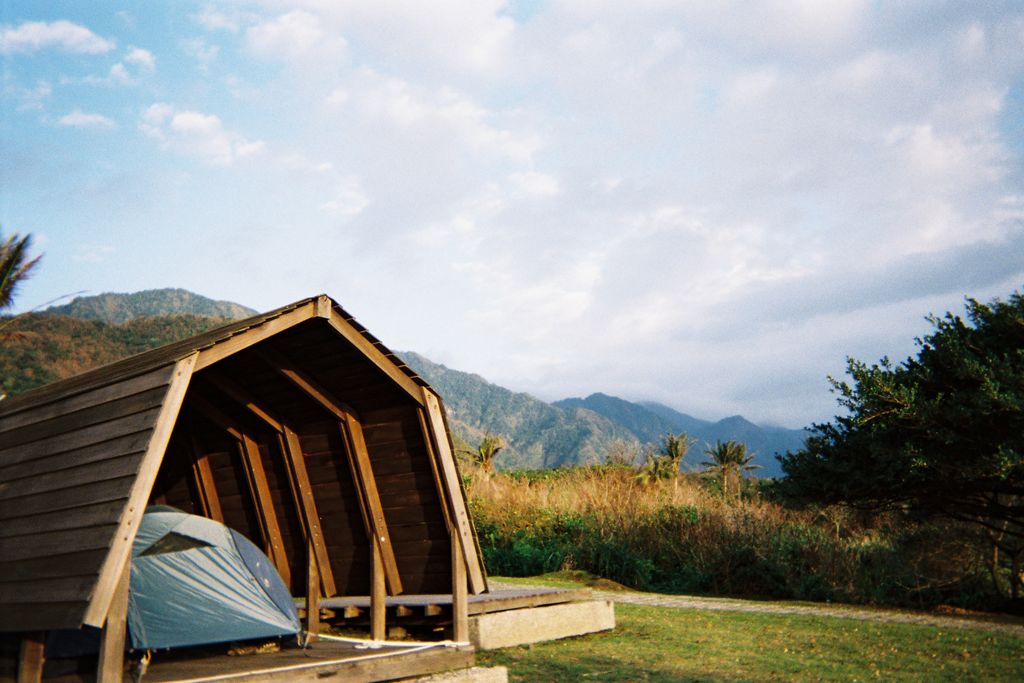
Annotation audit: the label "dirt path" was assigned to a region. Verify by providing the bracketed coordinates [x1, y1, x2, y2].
[490, 580, 1024, 637]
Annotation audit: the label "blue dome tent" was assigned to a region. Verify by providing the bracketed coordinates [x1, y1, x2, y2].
[127, 506, 300, 650]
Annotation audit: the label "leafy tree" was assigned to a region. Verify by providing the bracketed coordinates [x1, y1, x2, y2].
[776, 291, 1024, 599]
[702, 440, 760, 500]
[0, 231, 41, 311]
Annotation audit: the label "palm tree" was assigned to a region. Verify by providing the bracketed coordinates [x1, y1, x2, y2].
[701, 440, 761, 500]
[467, 433, 505, 475]
[636, 432, 692, 486]
[0, 231, 42, 311]
[660, 432, 691, 473]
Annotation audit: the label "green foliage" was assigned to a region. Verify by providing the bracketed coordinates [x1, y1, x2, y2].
[776, 289, 1024, 600]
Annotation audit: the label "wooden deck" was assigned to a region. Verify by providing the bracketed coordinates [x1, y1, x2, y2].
[308, 587, 593, 624]
[143, 639, 473, 683]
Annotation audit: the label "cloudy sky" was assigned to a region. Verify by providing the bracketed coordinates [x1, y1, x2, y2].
[2, 1, 1023, 428]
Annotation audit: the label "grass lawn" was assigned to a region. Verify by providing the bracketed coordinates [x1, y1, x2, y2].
[478, 578, 1024, 681]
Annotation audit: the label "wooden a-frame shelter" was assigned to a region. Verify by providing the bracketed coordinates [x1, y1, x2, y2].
[0, 294, 487, 682]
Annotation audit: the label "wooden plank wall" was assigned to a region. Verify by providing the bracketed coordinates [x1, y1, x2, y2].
[0, 364, 177, 633]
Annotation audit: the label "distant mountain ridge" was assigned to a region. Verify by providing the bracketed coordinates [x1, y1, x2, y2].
[11, 288, 806, 474]
[45, 288, 257, 324]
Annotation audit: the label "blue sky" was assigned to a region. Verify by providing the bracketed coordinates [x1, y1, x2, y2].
[2, 1, 1023, 427]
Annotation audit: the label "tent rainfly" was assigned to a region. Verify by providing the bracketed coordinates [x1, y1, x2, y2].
[0, 294, 487, 682]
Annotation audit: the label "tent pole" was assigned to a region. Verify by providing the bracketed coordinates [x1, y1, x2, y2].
[97, 559, 130, 683]
[371, 544, 386, 640]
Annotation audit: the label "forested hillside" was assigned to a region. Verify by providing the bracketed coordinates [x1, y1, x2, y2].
[0, 313, 231, 397]
[45, 288, 257, 324]
[400, 352, 638, 468]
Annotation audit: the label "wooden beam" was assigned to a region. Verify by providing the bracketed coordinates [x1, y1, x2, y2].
[255, 346, 402, 595]
[305, 538, 320, 642]
[321, 306, 425, 406]
[451, 532, 468, 643]
[204, 373, 336, 596]
[282, 427, 336, 596]
[238, 433, 290, 588]
[420, 389, 487, 594]
[189, 393, 290, 586]
[83, 354, 198, 627]
[371, 543, 386, 641]
[96, 559, 129, 683]
[189, 435, 223, 522]
[16, 633, 44, 683]
[193, 302, 318, 371]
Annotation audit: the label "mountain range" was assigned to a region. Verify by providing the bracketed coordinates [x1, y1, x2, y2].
[2, 289, 807, 475]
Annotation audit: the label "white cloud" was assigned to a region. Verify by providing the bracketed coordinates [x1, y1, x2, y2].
[58, 110, 117, 129]
[124, 47, 155, 70]
[0, 20, 115, 54]
[194, 5, 244, 33]
[319, 176, 369, 217]
[246, 10, 346, 62]
[351, 75, 542, 163]
[139, 104, 265, 166]
[509, 171, 560, 197]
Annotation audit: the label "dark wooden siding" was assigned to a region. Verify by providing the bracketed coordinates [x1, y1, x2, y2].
[0, 364, 176, 632]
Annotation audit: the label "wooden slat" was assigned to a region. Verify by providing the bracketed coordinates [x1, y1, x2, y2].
[419, 391, 486, 594]
[0, 430, 152, 483]
[0, 476, 134, 521]
[0, 603, 88, 633]
[0, 385, 169, 451]
[0, 576, 99, 604]
[192, 302, 317, 371]
[16, 633, 44, 683]
[0, 407, 162, 468]
[322, 306, 425, 405]
[0, 452, 143, 502]
[0, 549, 109, 583]
[97, 560, 129, 683]
[0, 364, 173, 433]
[0, 524, 118, 562]
[204, 373, 284, 432]
[0, 499, 125, 539]
[82, 353, 197, 628]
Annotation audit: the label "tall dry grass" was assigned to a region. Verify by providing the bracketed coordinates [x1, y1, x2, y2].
[467, 466, 996, 609]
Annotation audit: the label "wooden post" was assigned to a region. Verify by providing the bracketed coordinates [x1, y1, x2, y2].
[306, 538, 320, 642]
[371, 543, 386, 641]
[16, 633, 44, 683]
[190, 436, 223, 522]
[451, 533, 468, 644]
[97, 560, 130, 683]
